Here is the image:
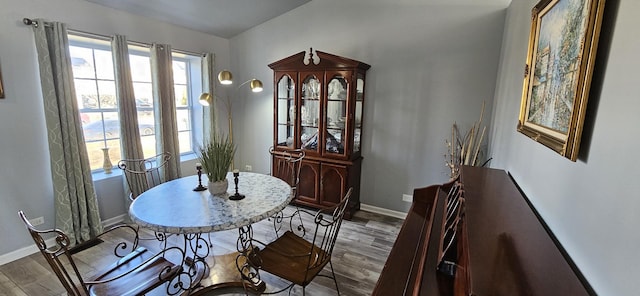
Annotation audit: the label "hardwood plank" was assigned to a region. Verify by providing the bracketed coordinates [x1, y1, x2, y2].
[2, 207, 402, 296]
[0, 271, 27, 296]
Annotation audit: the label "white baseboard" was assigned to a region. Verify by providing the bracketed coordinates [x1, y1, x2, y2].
[360, 203, 407, 219]
[0, 237, 57, 266]
[1, 214, 128, 266]
[102, 214, 127, 228]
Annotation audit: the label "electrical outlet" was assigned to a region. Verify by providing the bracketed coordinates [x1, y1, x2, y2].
[402, 194, 413, 202]
[245, 165, 253, 172]
[29, 216, 44, 226]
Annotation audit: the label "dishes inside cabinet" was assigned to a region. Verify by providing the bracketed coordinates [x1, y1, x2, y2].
[328, 79, 346, 100]
[305, 78, 320, 99]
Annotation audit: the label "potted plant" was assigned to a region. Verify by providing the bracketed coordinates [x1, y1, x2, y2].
[197, 134, 235, 195]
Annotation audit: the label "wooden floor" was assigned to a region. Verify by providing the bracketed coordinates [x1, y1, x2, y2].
[0, 207, 403, 296]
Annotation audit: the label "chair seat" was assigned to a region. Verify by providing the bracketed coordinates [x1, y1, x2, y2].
[256, 231, 329, 286]
[89, 247, 181, 296]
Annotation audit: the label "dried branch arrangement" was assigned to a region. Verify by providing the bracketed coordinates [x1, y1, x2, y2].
[445, 101, 491, 178]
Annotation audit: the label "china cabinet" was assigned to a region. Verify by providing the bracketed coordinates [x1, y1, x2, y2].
[269, 48, 370, 219]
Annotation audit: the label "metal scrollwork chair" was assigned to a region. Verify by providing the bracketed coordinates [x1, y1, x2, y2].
[269, 147, 306, 236]
[249, 188, 353, 295]
[118, 152, 175, 243]
[18, 210, 182, 296]
[117, 152, 171, 201]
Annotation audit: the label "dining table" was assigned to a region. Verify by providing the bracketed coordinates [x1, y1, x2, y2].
[128, 171, 293, 295]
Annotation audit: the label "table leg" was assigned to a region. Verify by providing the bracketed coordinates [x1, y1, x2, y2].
[189, 225, 266, 295]
[236, 224, 265, 292]
[165, 233, 210, 295]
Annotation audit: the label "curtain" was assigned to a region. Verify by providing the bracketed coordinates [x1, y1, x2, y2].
[201, 53, 218, 142]
[150, 43, 181, 180]
[112, 35, 144, 207]
[32, 20, 103, 245]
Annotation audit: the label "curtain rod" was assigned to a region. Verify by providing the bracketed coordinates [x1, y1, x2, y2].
[22, 17, 204, 57]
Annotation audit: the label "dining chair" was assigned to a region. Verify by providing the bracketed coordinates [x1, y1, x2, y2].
[269, 147, 307, 236]
[18, 210, 182, 296]
[117, 152, 172, 201]
[249, 188, 353, 295]
[270, 147, 305, 191]
[118, 152, 178, 244]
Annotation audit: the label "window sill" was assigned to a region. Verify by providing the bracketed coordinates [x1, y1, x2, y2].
[180, 152, 198, 162]
[91, 152, 198, 181]
[93, 168, 123, 182]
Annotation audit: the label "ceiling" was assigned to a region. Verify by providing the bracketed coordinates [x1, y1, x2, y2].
[83, 0, 512, 39]
[84, 0, 311, 38]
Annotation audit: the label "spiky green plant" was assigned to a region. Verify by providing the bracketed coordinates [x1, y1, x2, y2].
[198, 134, 236, 182]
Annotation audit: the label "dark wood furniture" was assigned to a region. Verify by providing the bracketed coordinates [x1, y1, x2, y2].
[18, 211, 181, 296]
[373, 166, 595, 296]
[268, 48, 370, 219]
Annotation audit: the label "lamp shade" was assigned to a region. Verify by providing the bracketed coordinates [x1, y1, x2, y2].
[250, 79, 263, 92]
[199, 93, 212, 106]
[218, 70, 233, 85]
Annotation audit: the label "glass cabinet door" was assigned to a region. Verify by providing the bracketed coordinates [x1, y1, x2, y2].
[354, 74, 364, 153]
[325, 74, 348, 156]
[276, 74, 295, 148]
[300, 73, 321, 153]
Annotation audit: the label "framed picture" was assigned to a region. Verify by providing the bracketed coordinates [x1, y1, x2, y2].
[518, 0, 606, 161]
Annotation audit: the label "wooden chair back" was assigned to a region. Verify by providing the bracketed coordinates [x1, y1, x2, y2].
[118, 152, 171, 200]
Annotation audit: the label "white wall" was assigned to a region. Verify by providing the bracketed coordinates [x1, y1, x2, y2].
[489, 0, 636, 294]
[230, 0, 507, 212]
[0, 0, 228, 258]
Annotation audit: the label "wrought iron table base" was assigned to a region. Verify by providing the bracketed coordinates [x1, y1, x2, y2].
[190, 224, 265, 295]
[165, 233, 210, 295]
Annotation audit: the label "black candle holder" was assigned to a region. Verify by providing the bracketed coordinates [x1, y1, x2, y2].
[193, 164, 207, 192]
[229, 170, 245, 200]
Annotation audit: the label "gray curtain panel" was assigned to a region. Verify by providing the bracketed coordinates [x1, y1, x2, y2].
[32, 20, 103, 245]
[112, 35, 145, 207]
[150, 43, 181, 180]
[202, 53, 218, 142]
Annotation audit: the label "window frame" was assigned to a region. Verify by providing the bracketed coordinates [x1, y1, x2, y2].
[68, 34, 202, 173]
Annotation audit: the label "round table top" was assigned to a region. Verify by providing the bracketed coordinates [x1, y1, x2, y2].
[128, 172, 293, 234]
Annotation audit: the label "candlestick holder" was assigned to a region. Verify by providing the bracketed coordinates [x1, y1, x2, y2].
[193, 164, 207, 192]
[229, 170, 245, 200]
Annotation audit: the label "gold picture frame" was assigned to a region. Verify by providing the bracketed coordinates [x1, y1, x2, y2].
[518, 0, 606, 161]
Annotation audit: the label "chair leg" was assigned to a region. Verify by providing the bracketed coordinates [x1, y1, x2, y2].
[293, 206, 306, 235]
[329, 260, 340, 295]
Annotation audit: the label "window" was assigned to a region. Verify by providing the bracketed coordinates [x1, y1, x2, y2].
[69, 34, 200, 171]
[69, 36, 119, 171]
[128, 49, 156, 158]
[172, 58, 194, 156]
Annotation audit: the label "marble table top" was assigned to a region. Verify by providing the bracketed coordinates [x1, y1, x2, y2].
[129, 172, 293, 234]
